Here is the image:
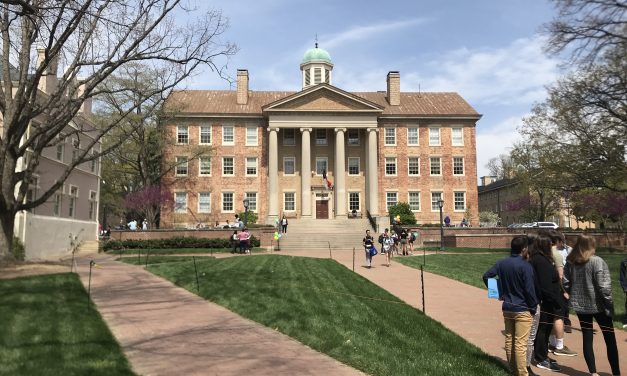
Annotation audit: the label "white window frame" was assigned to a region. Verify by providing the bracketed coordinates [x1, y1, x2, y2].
[454, 191, 466, 211]
[174, 192, 187, 213]
[429, 156, 441, 176]
[348, 157, 360, 176]
[177, 125, 189, 144]
[246, 157, 258, 176]
[384, 127, 396, 146]
[315, 157, 328, 175]
[429, 127, 441, 146]
[348, 192, 360, 211]
[347, 129, 360, 146]
[199, 157, 211, 176]
[283, 129, 296, 146]
[408, 191, 421, 211]
[56, 143, 64, 161]
[245, 192, 257, 213]
[431, 192, 443, 212]
[222, 125, 234, 145]
[200, 125, 212, 145]
[407, 127, 419, 146]
[53, 193, 62, 217]
[386, 191, 398, 211]
[284, 191, 296, 211]
[198, 192, 211, 213]
[222, 156, 234, 176]
[246, 126, 258, 146]
[408, 157, 420, 176]
[88, 190, 97, 220]
[68, 185, 79, 218]
[283, 156, 295, 176]
[453, 157, 464, 176]
[175, 156, 188, 176]
[452, 127, 464, 146]
[221, 192, 234, 213]
[315, 129, 327, 146]
[385, 157, 397, 176]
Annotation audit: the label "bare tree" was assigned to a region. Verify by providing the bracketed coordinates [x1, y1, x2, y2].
[0, 0, 237, 258]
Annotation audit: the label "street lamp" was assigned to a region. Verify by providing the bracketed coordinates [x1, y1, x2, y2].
[438, 198, 444, 253]
[243, 198, 249, 227]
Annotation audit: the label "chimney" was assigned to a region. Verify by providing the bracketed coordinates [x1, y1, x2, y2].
[386, 71, 400, 106]
[77, 81, 92, 115]
[236, 69, 249, 105]
[36, 48, 58, 94]
[480, 176, 496, 186]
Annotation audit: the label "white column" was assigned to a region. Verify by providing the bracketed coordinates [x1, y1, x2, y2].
[300, 128, 312, 218]
[367, 128, 379, 216]
[334, 128, 347, 218]
[268, 128, 279, 222]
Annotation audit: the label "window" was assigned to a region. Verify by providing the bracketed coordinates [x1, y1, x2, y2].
[347, 129, 359, 145]
[245, 192, 257, 212]
[222, 192, 234, 212]
[175, 156, 188, 176]
[429, 127, 440, 146]
[305, 69, 310, 86]
[315, 129, 327, 145]
[71, 138, 79, 162]
[284, 192, 295, 211]
[431, 192, 443, 211]
[430, 157, 441, 175]
[177, 125, 188, 144]
[88, 191, 97, 220]
[385, 157, 397, 176]
[199, 157, 211, 176]
[175, 192, 187, 213]
[200, 125, 212, 144]
[455, 192, 466, 211]
[453, 157, 464, 175]
[198, 192, 211, 213]
[222, 157, 234, 176]
[325, 69, 330, 84]
[348, 157, 360, 175]
[314, 68, 322, 84]
[283, 129, 296, 145]
[384, 127, 396, 145]
[386, 192, 398, 210]
[90, 157, 97, 173]
[349, 192, 360, 211]
[246, 157, 257, 176]
[315, 157, 328, 175]
[409, 192, 421, 211]
[408, 157, 420, 176]
[68, 186, 78, 217]
[53, 194, 61, 217]
[56, 144, 64, 161]
[452, 127, 463, 146]
[246, 126, 258, 146]
[284, 157, 295, 175]
[407, 127, 419, 145]
[222, 125, 234, 145]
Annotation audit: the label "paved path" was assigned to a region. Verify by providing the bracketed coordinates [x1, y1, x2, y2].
[277, 248, 626, 376]
[76, 254, 362, 376]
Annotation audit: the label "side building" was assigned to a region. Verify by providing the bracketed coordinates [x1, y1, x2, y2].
[161, 46, 481, 227]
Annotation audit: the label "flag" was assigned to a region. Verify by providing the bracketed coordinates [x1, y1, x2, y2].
[322, 169, 333, 189]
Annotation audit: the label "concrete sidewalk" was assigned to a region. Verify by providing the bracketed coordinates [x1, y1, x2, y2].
[76, 254, 362, 376]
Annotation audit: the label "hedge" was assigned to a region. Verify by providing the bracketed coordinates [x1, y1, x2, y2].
[102, 236, 260, 251]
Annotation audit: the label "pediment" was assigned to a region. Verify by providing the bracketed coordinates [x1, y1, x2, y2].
[263, 84, 383, 113]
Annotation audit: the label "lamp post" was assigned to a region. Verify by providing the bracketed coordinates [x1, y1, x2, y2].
[243, 198, 249, 227]
[438, 198, 444, 253]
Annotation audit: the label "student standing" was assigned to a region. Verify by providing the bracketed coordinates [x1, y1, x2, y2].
[564, 235, 621, 376]
[281, 215, 288, 234]
[483, 236, 538, 376]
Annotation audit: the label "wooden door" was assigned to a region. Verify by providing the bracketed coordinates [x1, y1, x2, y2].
[316, 200, 328, 219]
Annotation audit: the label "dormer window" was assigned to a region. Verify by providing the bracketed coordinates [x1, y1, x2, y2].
[305, 70, 311, 86]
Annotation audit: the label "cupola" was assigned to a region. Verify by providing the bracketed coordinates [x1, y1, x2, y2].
[300, 43, 333, 89]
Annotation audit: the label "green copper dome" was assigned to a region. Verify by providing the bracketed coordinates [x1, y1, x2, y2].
[302, 46, 332, 64]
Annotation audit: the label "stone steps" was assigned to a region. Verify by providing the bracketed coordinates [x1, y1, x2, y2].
[276, 218, 373, 250]
[78, 240, 99, 254]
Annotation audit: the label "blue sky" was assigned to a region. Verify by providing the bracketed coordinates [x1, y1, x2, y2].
[184, 0, 564, 179]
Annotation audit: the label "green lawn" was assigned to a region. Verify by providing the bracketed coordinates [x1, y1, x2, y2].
[0, 273, 134, 376]
[107, 247, 263, 255]
[397, 252, 627, 327]
[135, 255, 508, 376]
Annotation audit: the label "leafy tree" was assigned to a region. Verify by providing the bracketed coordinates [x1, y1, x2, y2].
[478, 211, 500, 227]
[0, 0, 237, 258]
[124, 185, 173, 229]
[570, 189, 627, 229]
[388, 202, 417, 225]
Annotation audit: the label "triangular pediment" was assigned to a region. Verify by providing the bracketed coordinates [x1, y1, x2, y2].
[263, 84, 383, 113]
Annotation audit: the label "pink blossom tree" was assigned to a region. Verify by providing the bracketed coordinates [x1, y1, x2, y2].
[124, 185, 172, 229]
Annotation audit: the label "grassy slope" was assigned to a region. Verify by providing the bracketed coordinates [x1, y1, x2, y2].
[139, 255, 508, 376]
[0, 273, 134, 376]
[397, 252, 627, 326]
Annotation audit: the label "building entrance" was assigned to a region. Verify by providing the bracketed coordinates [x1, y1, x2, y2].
[316, 200, 329, 219]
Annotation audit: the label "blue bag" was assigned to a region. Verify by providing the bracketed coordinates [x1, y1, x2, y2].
[370, 246, 378, 256]
[487, 278, 499, 299]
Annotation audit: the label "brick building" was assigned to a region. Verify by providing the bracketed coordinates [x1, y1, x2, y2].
[161, 45, 481, 227]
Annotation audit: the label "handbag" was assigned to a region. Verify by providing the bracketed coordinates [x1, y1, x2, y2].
[370, 246, 378, 256]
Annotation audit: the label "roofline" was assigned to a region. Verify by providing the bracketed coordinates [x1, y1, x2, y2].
[262, 83, 385, 111]
[379, 114, 482, 120]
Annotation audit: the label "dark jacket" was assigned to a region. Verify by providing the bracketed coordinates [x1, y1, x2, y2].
[483, 254, 538, 313]
[529, 253, 562, 312]
[620, 258, 627, 292]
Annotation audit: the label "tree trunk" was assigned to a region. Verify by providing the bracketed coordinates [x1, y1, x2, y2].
[0, 209, 16, 260]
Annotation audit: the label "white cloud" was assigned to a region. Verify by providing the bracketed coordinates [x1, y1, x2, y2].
[476, 116, 525, 179]
[323, 18, 429, 50]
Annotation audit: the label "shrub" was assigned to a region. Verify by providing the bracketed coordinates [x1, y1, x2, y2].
[12, 237, 25, 261]
[388, 202, 417, 225]
[238, 211, 258, 225]
[102, 235, 260, 251]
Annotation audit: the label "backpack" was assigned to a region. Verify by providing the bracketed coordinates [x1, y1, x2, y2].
[411, 233, 417, 242]
[378, 234, 384, 244]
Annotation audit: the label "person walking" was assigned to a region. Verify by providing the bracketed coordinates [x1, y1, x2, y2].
[564, 235, 621, 376]
[363, 229, 374, 269]
[400, 229, 409, 256]
[483, 235, 539, 376]
[383, 231, 393, 267]
[620, 257, 627, 329]
[281, 215, 288, 234]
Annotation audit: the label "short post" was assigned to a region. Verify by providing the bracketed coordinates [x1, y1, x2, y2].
[70, 250, 76, 273]
[423, 246, 426, 266]
[420, 264, 425, 313]
[118, 247, 122, 260]
[87, 260, 95, 310]
[352, 247, 355, 272]
[192, 256, 200, 293]
[328, 241, 332, 259]
[438, 198, 445, 254]
[145, 251, 149, 268]
[137, 248, 141, 264]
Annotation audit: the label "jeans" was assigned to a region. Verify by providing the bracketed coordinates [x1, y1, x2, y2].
[533, 306, 555, 362]
[576, 312, 621, 375]
[504, 311, 533, 376]
[364, 249, 372, 267]
[526, 306, 541, 366]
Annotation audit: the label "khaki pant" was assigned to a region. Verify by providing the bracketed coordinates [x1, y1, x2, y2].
[503, 311, 533, 376]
